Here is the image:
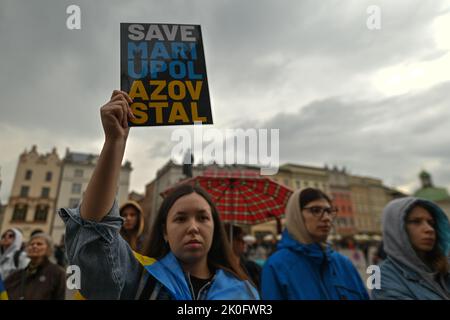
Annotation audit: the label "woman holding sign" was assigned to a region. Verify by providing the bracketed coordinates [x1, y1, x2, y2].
[58, 90, 259, 300]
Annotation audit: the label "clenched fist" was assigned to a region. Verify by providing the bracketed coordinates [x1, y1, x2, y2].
[100, 90, 135, 142]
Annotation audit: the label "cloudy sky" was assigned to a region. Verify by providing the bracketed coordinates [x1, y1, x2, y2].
[1, 0, 450, 203]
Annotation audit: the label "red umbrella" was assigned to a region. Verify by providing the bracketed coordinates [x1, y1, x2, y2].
[161, 172, 293, 225]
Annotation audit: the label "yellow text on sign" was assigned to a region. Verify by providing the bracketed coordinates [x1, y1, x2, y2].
[129, 80, 203, 101]
[130, 101, 208, 124]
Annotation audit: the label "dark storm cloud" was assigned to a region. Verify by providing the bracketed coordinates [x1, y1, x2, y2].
[1, 0, 446, 132]
[242, 80, 450, 190]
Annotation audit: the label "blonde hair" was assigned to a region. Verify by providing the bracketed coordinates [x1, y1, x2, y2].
[29, 232, 53, 257]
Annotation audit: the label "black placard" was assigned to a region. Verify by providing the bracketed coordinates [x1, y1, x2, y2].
[120, 23, 213, 126]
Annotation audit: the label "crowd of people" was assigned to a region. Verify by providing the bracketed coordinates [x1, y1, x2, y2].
[1, 230, 66, 299]
[1, 90, 449, 300]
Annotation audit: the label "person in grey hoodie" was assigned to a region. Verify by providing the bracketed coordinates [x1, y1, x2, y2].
[372, 197, 450, 300]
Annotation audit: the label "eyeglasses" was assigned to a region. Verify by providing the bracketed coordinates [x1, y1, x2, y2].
[303, 206, 338, 219]
[1, 233, 15, 239]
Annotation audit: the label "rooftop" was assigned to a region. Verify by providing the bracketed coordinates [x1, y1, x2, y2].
[64, 149, 132, 169]
[64, 151, 99, 165]
[414, 187, 450, 202]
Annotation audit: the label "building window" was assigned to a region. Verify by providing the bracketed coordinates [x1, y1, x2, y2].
[342, 219, 347, 227]
[20, 186, 29, 197]
[45, 171, 52, 182]
[68, 198, 80, 208]
[72, 183, 82, 194]
[41, 187, 50, 198]
[12, 204, 28, 221]
[304, 181, 309, 187]
[74, 169, 84, 178]
[295, 180, 301, 189]
[25, 170, 32, 180]
[34, 205, 49, 222]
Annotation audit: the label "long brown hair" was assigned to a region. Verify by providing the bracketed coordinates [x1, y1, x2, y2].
[120, 201, 144, 252]
[144, 184, 248, 281]
[426, 245, 449, 276]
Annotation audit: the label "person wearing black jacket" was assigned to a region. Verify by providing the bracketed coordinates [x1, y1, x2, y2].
[5, 233, 66, 300]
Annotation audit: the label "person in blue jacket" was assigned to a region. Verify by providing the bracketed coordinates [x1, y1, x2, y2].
[261, 188, 369, 300]
[59, 90, 259, 300]
[372, 197, 450, 300]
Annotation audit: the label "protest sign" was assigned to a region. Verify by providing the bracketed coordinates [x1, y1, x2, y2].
[120, 23, 213, 126]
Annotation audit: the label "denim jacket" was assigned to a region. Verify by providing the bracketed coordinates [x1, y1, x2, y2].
[59, 201, 259, 300]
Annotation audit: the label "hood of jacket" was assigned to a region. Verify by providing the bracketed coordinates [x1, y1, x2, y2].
[119, 200, 145, 238]
[0, 228, 24, 261]
[382, 196, 450, 298]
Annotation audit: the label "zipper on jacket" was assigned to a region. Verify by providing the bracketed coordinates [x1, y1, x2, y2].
[187, 273, 213, 300]
[187, 273, 196, 300]
[196, 281, 211, 300]
[318, 250, 332, 300]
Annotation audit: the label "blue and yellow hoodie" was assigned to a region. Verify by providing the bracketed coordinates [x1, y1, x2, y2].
[60, 200, 259, 300]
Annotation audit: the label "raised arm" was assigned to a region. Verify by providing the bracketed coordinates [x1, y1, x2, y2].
[80, 90, 134, 221]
